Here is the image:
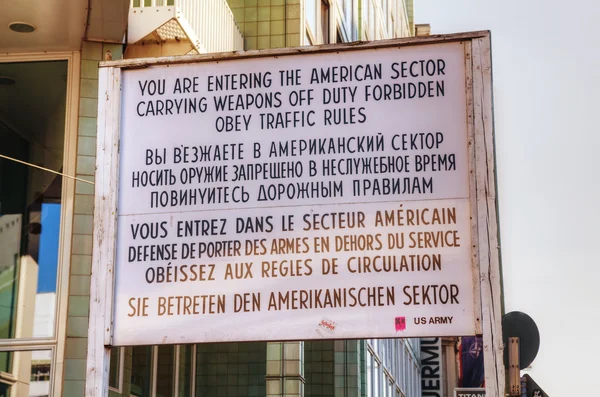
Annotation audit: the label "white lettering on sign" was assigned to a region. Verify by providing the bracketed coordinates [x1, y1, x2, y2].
[113, 42, 475, 345]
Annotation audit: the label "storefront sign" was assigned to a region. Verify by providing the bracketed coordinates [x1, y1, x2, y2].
[455, 388, 486, 397]
[421, 337, 443, 396]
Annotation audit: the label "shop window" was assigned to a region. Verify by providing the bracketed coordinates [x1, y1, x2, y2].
[0, 350, 52, 397]
[0, 52, 76, 397]
[178, 345, 193, 397]
[109, 347, 123, 392]
[321, 0, 330, 44]
[366, 338, 425, 397]
[196, 342, 266, 397]
[130, 345, 198, 397]
[304, 341, 334, 396]
[0, 60, 67, 344]
[131, 346, 153, 397]
[156, 345, 175, 397]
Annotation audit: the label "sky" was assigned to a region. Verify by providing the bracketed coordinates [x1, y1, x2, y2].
[38, 202, 60, 293]
[416, 0, 600, 394]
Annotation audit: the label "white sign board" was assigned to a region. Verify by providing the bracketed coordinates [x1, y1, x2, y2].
[88, 32, 504, 397]
[111, 41, 476, 346]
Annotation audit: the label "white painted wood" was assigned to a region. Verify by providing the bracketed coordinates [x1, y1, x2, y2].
[464, 40, 483, 336]
[86, 66, 122, 397]
[472, 34, 506, 396]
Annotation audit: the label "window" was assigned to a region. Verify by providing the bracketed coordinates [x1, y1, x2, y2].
[403, 347, 409, 392]
[306, 0, 318, 39]
[131, 346, 153, 397]
[31, 363, 51, 382]
[383, 0, 390, 35]
[178, 345, 193, 397]
[156, 346, 175, 397]
[373, 359, 380, 396]
[366, 348, 373, 395]
[0, 350, 53, 396]
[413, 362, 420, 396]
[364, 0, 370, 39]
[321, 0, 330, 44]
[367, 338, 427, 397]
[109, 347, 124, 391]
[368, 0, 375, 39]
[305, 31, 313, 45]
[336, 0, 355, 42]
[0, 60, 68, 342]
[305, 0, 332, 45]
[131, 345, 197, 397]
[0, 52, 77, 397]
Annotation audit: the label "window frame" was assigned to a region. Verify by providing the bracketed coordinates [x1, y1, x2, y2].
[109, 347, 125, 393]
[129, 344, 197, 397]
[0, 51, 80, 397]
[0, 346, 56, 396]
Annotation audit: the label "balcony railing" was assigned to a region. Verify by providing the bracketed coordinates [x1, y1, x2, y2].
[129, 0, 244, 54]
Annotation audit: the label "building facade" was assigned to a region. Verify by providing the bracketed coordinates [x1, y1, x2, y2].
[0, 1, 419, 396]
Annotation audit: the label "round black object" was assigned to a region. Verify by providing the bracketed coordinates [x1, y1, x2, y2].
[502, 311, 540, 369]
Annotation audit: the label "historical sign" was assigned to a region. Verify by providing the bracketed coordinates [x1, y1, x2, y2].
[109, 41, 476, 345]
[88, 30, 504, 397]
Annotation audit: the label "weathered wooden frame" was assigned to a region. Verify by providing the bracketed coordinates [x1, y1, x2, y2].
[0, 50, 81, 397]
[87, 66, 121, 396]
[86, 31, 504, 396]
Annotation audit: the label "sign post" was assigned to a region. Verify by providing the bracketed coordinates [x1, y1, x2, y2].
[86, 31, 504, 396]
